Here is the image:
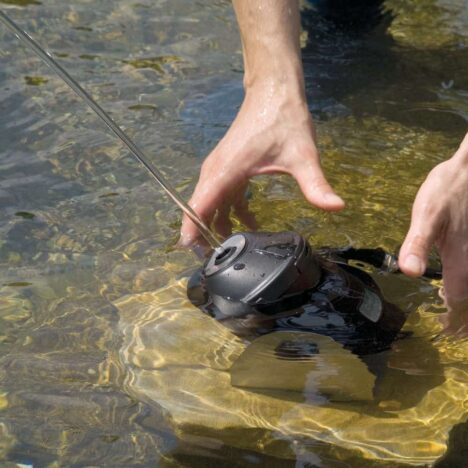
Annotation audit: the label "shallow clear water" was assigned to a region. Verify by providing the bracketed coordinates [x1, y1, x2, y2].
[0, 0, 467, 466]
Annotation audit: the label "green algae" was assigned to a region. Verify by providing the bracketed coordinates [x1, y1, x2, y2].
[123, 55, 184, 74]
[0, 0, 41, 5]
[24, 75, 48, 86]
[14, 211, 35, 219]
[3, 282, 32, 287]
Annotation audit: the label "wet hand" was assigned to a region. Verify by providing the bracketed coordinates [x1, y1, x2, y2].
[179, 87, 345, 247]
[399, 133, 468, 315]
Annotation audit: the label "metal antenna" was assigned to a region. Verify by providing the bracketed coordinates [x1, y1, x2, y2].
[0, 10, 222, 251]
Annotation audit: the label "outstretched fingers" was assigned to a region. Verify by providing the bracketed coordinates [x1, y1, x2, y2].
[291, 158, 345, 211]
[179, 191, 219, 247]
[399, 192, 442, 277]
[233, 187, 258, 230]
[179, 157, 247, 246]
[213, 203, 234, 239]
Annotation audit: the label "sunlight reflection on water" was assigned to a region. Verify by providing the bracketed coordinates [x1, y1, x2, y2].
[0, 0, 466, 466]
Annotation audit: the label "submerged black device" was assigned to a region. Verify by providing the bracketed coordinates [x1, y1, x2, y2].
[188, 231, 444, 401]
[188, 231, 414, 355]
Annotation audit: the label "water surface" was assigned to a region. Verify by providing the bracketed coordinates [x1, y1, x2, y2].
[0, 0, 467, 466]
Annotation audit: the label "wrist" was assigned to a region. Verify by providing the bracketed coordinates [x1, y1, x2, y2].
[234, 0, 305, 100]
[243, 55, 307, 104]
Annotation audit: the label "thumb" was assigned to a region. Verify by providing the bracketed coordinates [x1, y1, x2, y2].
[292, 161, 345, 211]
[399, 208, 439, 278]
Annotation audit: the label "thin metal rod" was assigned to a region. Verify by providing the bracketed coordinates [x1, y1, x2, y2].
[0, 10, 222, 250]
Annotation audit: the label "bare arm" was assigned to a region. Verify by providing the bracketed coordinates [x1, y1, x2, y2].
[179, 0, 344, 246]
[235, 0, 304, 92]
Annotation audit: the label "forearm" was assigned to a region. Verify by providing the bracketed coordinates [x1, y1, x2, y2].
[233, 0, 305, 98]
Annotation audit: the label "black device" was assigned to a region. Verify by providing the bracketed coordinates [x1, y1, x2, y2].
[188, 231, 440, 356]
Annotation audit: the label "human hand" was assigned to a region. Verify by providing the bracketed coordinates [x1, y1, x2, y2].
[179, 0, 344, 248]
[399, 133, 468, 315]
[179, 86, 345, 246]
